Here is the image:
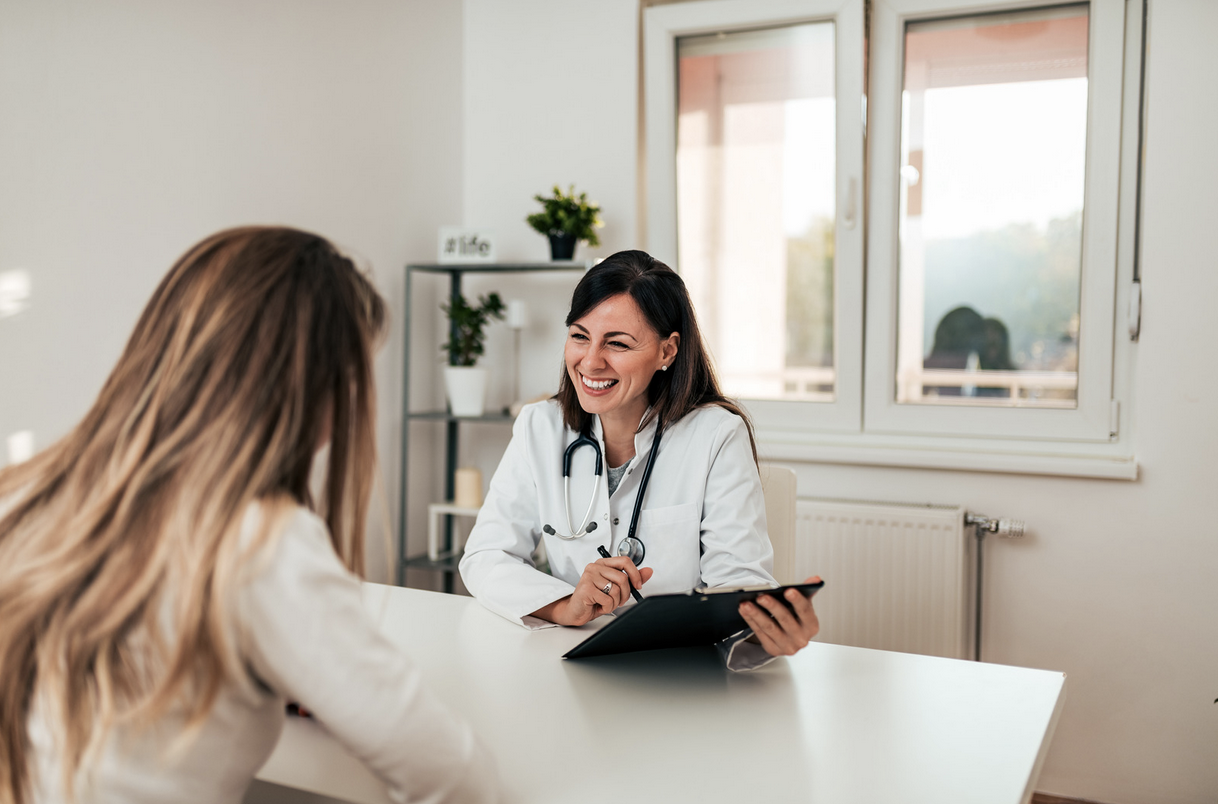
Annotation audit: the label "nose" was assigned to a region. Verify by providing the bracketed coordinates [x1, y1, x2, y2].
[577, 342, 607, 371]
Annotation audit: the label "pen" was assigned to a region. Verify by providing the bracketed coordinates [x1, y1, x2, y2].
[597, 545, 644, 602]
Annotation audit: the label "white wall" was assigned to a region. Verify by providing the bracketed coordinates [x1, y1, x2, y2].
[463, 0, 640, 262]
[417, 0, 643, 578]
[0, 0, 466, 582]
[459, 1, 1218, 803]
[2, 1, 1215, 802]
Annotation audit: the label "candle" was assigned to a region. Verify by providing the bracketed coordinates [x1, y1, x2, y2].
[454, 466, 483, 508]
[506, 299, 528, 330]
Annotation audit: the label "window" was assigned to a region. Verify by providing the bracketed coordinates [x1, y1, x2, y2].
[645, 0, 866, 434]
[676, 22, 838, 403]
[646, 0, 1141, 477]
[897, 6, 1088, 410]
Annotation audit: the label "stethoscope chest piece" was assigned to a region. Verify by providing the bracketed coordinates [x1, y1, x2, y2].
[617, 536, 645, 565]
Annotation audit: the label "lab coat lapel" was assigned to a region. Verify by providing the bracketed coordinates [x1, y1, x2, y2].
[631, 411, 660, 469]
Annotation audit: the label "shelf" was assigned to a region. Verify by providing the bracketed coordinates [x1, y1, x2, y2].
[407, 261, 591, 274]
[399, 260, 585, 588]
[407, 410, 514, 423]
[403, 550, 551, 578]
[429, 503, 481, 516]
[402, 552, 463, 572]
[428, 503, 480, 562]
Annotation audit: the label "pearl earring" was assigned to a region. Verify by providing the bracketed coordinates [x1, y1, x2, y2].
[661, 365, 668, 371]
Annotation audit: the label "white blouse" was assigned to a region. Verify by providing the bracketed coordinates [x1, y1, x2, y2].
[28, 505, 496, 804]
[459, 400, 777, 670]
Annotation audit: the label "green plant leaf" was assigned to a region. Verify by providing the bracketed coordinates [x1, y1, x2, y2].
[440, 291, 506, 366]
[524, 183, 604, 246]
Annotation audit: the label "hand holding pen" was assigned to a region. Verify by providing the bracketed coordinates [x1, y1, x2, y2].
[597, 545, 644, 603]
[537, 547, 652, 626]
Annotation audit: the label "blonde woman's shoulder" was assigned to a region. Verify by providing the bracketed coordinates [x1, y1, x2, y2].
[237, 497, 333, 577]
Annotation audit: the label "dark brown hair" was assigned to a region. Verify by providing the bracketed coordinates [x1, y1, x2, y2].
[555, 250, 756, 461]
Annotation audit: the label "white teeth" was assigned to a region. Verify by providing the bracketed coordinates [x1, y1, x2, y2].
[581, 376, 618, 390]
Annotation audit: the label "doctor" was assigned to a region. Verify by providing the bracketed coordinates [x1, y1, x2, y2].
[459, 250, 820, 669]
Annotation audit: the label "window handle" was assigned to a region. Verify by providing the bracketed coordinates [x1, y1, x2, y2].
[842, 177, 858, 230]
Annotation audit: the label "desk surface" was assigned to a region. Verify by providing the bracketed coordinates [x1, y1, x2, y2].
[256, 585, 1065, 804]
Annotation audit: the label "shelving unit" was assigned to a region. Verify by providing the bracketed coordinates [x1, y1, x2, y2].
[398, 261, 590, 590]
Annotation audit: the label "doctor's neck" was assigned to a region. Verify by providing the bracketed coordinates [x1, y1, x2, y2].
[597, 402, 649, 468]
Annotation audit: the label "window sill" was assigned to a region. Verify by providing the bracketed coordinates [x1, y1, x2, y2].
[755, 430, 1138, 481]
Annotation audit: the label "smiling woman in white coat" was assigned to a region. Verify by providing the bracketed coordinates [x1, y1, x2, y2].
[459, 250, 820, 670]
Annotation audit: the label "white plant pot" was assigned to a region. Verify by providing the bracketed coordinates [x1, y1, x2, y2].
[444, 366, 488, 417]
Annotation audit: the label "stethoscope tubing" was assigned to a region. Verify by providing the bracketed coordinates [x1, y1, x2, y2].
[555, 430, 603, 540]
[547, 421, 663, 565]
[621, 424, 662, 561]
[560, 473, 600, 540]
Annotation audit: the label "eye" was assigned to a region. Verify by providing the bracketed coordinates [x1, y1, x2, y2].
[570, 332, 589, 342]
[607, 340, 629, 350]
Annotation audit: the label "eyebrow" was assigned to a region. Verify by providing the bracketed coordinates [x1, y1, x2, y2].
[571, 323, 639, 342]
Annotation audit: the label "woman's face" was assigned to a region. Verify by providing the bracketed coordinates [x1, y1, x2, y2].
[564, 293, 679, 422]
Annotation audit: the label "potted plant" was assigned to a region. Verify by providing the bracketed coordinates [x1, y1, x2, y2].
[441, 291, 506, 416]
[526, 184, 604, 260]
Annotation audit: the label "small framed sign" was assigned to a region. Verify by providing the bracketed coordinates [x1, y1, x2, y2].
[437, 227, 496, 264]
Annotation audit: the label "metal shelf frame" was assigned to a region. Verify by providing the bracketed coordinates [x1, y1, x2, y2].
[397, 261, 590, 589]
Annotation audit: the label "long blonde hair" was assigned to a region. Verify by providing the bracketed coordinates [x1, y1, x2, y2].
[0, 226, 386, 804]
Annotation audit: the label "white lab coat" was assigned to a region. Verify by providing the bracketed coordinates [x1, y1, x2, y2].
[459, 399, 777, 669]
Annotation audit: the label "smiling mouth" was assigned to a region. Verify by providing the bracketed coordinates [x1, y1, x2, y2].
[581, 375, 619, 391]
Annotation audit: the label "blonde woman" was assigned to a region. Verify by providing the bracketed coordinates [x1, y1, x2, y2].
[0, 228, 495, 804]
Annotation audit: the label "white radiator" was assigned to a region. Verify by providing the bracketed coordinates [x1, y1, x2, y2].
[792, 498, 974, 660]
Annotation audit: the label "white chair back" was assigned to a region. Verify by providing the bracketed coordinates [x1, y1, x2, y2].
[758, 463, 798, 585]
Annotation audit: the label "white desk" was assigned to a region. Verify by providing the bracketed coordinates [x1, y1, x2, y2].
[256, 585, 1065, 804]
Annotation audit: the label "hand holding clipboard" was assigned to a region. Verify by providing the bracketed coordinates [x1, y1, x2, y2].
[736, 576, 823, 657]
[563, 578, 824, 659]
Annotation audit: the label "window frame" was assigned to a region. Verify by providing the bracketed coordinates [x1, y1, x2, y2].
[644, 0, 868, 434]
[644, 0, 1143, 480]
[864, 0, 1126, 443]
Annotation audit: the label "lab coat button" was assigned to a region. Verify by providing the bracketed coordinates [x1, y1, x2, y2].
[612, 517, 620, 525]
[603, 514, 608, 520]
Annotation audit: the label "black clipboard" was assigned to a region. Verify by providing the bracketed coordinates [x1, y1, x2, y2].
[562, 580, 824, 660]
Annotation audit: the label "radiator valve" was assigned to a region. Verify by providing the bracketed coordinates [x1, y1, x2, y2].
[965, 514, 1026, 539]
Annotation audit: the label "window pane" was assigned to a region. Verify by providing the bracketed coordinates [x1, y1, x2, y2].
[676, 22, 836, 402]
[897, 5, 1088, 408]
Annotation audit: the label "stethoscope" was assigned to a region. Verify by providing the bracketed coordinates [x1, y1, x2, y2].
[542, 422, 663, 566]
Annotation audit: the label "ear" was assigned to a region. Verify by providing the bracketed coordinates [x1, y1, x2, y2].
[660, 332, 680, 368]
